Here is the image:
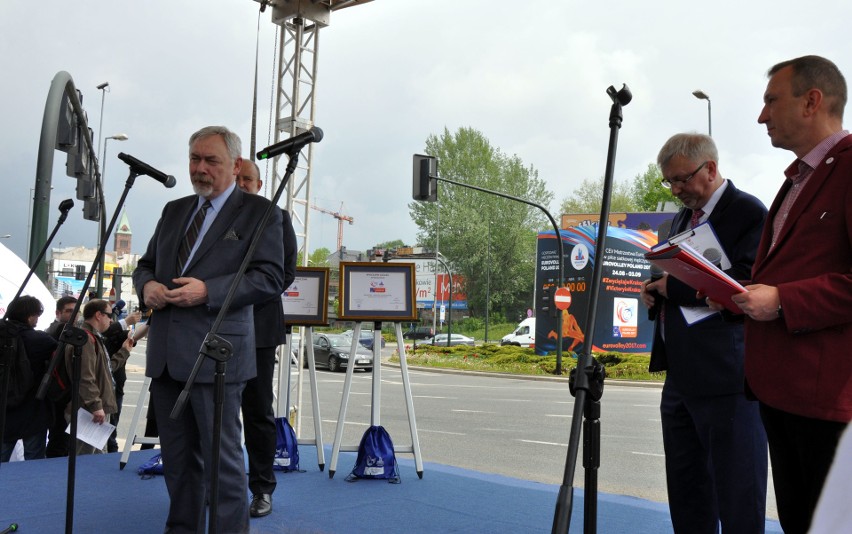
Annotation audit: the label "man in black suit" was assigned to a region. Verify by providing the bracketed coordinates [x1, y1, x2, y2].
[134, 126, 285, 533]
[236, 159, 298, 518]
[641, 133, 769, 533]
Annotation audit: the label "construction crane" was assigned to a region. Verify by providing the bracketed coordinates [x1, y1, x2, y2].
[310, 203, 354, 251]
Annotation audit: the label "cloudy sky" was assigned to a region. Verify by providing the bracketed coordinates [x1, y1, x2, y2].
[1, 0, 849, 266]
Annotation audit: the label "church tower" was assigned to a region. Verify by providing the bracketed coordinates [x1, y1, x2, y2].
[114, 210, 132, 256]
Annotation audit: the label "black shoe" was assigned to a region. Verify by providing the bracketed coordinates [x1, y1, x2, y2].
[250, 494, 272, 518]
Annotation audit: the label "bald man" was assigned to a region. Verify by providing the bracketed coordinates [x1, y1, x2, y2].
[237, 159, 298, 518]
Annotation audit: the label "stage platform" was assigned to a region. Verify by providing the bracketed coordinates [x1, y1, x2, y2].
[0, 446, 782, 533]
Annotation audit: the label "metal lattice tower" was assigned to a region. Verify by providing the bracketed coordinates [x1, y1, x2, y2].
[261, 0, 372, 265]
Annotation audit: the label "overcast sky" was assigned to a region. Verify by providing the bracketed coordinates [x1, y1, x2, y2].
[1, 0, 849, 266]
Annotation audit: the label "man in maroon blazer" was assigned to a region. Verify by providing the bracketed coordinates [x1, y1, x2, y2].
[730, 55, 852, 534]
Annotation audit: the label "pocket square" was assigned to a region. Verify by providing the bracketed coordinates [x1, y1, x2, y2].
[224, 228, 241, 241]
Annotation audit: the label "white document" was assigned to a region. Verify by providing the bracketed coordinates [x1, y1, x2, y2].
[663, 222, 732, 326]
[66, 407, 115, 450]
[664, 221, 731, 269]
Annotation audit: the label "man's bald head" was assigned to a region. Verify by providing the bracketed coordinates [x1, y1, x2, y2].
[236, 159, 262, 194]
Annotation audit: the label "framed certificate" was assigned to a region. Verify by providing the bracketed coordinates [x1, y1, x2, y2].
[338, 262, 417, 321]
[281, 267, 330, 326]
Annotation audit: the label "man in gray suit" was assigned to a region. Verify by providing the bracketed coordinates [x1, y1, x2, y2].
[134, 126, 285, 533]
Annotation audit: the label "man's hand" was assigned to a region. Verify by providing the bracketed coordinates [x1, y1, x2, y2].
[143, 281, 170, 311]
[124, 310, 142, 326]
[164, 277, 209, 308]
[640, 273, 668, 309]
[92, 409, 106, 425]
[730, 284, 781, 321]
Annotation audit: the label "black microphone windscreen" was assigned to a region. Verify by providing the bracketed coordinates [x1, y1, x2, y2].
[650, 264, 665, 279]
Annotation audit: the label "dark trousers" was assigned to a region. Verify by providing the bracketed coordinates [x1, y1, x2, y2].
[107, 366, 127, 453]
[661, 386, 768, 534]
[759, 403, 847, 534]
[45, 400, 68, 458]
[241, 346, 278, 495]
[151, 373, 248, 534]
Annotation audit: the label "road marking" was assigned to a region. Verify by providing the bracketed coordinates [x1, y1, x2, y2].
[544, 414, 572, 418]
[631, 451, 664, 458]
[520, 439, 568, 447]
[414, 395, 457, 399]
[452, 409, 495, 414]
[419, 429, 465, 435]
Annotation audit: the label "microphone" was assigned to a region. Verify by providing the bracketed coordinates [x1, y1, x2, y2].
[647, 264, 665, 321]
[256, 127, 324, 160]
[0, 523, 18, 534]
[57, 198, 74, 224]
[703, 247, 722, 268]
[117, 153, 177, 188]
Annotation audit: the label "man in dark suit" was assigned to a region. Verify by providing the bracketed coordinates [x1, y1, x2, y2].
[641, 133, 768, 533]
[134, 126, 285, 534]
[725, 55, 851, 534]
[236, 159, 298, 518]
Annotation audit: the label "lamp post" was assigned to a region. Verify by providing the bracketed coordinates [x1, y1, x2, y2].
[95, 133, 128, 296]
[96, 82, 110, 164]
[485, 218, 490, 343]
[692, 89, 712, 136]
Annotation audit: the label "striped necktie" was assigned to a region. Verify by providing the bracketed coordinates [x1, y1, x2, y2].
[176, 200, 211, 273]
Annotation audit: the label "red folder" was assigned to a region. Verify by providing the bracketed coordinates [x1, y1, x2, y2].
[645, 243, 746, 313]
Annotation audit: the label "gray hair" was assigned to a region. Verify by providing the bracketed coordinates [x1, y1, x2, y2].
[769, 55, 847, 119]
[189, 126, 242, 160]
[657, 133, 718, 170]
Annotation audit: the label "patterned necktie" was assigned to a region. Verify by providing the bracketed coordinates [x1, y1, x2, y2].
[690, 208, 705, 229]
[176, 200, 211, 273]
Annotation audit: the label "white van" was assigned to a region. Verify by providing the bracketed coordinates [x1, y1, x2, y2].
[500, 317, 536, 348]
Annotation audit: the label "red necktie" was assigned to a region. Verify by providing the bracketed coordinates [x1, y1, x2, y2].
[690, 208, 705, 229]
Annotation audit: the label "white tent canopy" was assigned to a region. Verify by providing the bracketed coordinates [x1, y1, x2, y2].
[0, 243, 56, 330]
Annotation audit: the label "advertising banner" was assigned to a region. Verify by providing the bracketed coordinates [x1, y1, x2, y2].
[535, 226, 660, 355]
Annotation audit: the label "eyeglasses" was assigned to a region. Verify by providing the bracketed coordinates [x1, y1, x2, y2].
[661, 161, 709, 189]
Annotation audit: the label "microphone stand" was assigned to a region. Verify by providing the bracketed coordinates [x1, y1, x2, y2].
[1, 199, 74, 470]
[37, 170, 145, 534]
[552, 84, 632, 534]
[170, 147, 304, 534]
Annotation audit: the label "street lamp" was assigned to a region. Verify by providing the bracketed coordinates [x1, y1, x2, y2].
[692, 89, 712, 136]
[96, 82, 110, 164]
[96, 133, 128, 296]
[485, 218, 491, 343]
[0, 234, 10, 239]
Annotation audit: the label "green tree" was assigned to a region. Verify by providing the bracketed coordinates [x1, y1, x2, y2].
[559, 176, 637, 214]
[630, 163, 678, 211]
[298, 247, 332, 267]
[408, 127, 553, 320]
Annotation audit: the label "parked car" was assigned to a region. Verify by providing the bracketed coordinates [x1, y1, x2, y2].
[427, 333, 476, 347]
[341, 329, 386, 350]
[306, 333, 373, 372]
[403, 326, 434, 340]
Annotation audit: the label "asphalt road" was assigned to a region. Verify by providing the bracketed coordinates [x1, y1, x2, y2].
[117, 340, 777, 519]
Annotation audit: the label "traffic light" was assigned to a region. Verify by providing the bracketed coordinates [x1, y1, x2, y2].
[412, 154, 437, 201]
[540, 285, 558, 318]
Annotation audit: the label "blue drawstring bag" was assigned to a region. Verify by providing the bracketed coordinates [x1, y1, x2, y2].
[345, 425, 400, 483]
[273, 416, 301, 472]
[137, 453, 164, 479]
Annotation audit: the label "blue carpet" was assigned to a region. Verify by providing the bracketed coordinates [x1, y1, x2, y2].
[0, 446, 781, 533]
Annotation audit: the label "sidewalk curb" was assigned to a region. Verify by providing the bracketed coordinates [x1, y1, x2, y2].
[383, 361, 663, 388]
